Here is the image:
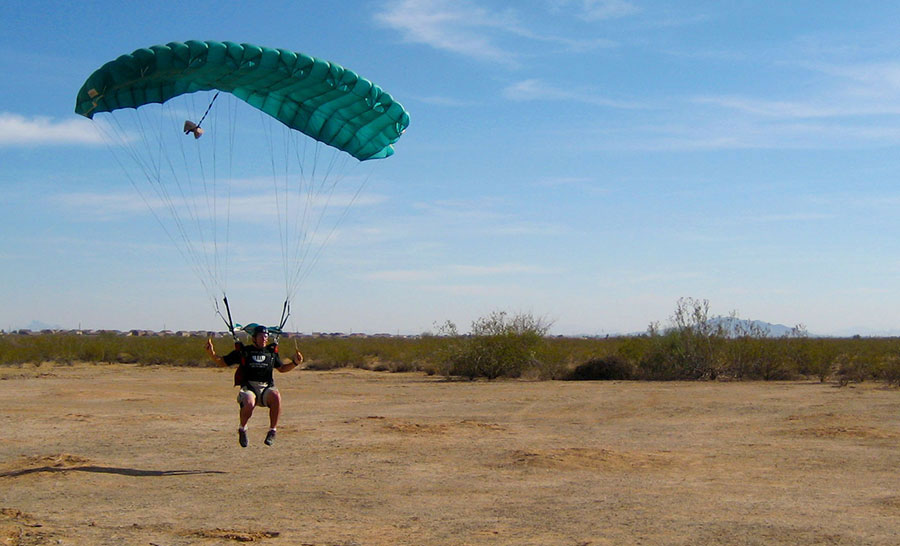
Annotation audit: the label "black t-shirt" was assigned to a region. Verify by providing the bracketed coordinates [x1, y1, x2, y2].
[223, 343, 283, 385]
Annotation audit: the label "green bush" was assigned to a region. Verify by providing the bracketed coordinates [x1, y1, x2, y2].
[832, 353, 869, 386]
[875, 355, 900, 386]
[567, 355, 634, 380]
[636, 299, 725, 380]
[531, 340, 573, 380]
[441, 311, 551, 380]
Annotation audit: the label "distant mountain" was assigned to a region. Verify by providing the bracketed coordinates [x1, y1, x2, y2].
[616, 317, 798, 338]
[10, 320, 63, 332]
[708, 316, 797, 337]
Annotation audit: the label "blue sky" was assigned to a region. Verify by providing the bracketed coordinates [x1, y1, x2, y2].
[3, 0, 900, 336]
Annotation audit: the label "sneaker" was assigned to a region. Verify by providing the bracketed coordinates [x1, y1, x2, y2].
[264, 429, 276, 446]
[238, 428, 248, 448]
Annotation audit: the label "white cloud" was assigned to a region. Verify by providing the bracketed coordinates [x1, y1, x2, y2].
[693, 94, 900, 119]
[503, 79, 643, 108]
[532, 176, 610, 196]
[746, 212, 835, 223]
[817, 61, 900, 92]
[53, 187, 386, 225]
[363, 262, 558, 283]
[412, 198, 509, 221]
[549, 0, 640, 21]
[0, 112, 106, 146]
[376, 0, 617, 64]
[364, 269, 438, 282]
[534, 176, 596, 187]
[693, 60, 900, 122]
[491, 221, 568, 236]
[415, 95, 479, 107]
[449, 263, 559, 275]
[376, 0, 520, 64]
[421, 283, 498, 296]
[52, 192, 152, 218]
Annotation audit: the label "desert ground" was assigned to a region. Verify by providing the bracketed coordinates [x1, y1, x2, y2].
[2, 362, 899, 545]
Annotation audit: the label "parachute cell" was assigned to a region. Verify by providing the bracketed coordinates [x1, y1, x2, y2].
[74, 40, 409, 161]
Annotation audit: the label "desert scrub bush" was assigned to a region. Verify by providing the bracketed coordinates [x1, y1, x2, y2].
[441, 311, 552, 380]
[782, 336, 835, 382]
[639, 298, 727, 380]
[718, 318, 788, 380]
[638, 321, 722, 380]
[309, 340, 365, 370]
[567, 355, 634, 380]
[832, 353, 869, 386]
[637, 331, 685, 380]
[875, 355, 900, 386]
[293, 336, 445, 373]
[530, 340, 572, 380]
[0, 333, 210, 366]
[615, 335, 652, 368]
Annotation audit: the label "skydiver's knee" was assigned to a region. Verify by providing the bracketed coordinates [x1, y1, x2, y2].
[238, 391, 256, 408]
[264, 388, 281, 407]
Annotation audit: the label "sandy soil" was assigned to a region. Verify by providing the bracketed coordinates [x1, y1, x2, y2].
[1, 362, 899, 545]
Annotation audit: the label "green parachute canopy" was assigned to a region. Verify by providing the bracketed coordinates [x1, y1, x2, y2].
[74, 40, 409, 160]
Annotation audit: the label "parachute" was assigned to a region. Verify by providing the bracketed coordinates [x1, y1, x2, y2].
[75, 41, 409, 332]
[75, 40, 408, 160]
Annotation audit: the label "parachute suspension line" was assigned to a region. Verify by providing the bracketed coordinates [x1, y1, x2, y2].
[262, 112, 292, 305]
[261, 115, 362, 315]
[179, 91, 237, 308]
[172, 95, 220, 299]
[287, 158, 369, 304]
[283, 127, 326, 301]
[223, 94, 240, 298]
[280, 124, 294, 304]
[207, 92, 220, 294]
[203, 91, 230, 299]
[285, 139, 360, 302]
[95, 109, 220, 307]
[286, 130, 315, 297]
[93, 114, 201, 295]
[196, 92, 223, 294]
[158, 99, 223, 306]
[108, 92, 235, 321]
[196, 92, 220, 131]
[175, 91, 233, 304]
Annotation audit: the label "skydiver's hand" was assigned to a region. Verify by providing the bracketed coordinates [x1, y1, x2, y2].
[294, 351, 304, 366]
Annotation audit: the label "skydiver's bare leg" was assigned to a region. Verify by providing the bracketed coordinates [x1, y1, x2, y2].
[265, 390, 281, 430]
[239, 392, 255, 428]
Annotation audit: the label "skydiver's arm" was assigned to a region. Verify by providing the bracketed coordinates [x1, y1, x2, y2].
[205, 338, 227, 367]
[276, 351, 304, 372]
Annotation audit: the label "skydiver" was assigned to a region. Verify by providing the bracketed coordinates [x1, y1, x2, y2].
[205, 325, 303, 447]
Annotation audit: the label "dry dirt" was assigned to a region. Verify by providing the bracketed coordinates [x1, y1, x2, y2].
[2, 362, 900, 545]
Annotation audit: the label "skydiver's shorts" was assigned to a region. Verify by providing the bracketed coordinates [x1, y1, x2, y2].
[238, 381, 278, 408]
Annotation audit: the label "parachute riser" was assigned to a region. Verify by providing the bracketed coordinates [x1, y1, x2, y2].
[216, 295, 238, 343]
[278, 300, 290, 332]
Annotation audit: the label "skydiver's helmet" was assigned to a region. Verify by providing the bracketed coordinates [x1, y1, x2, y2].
[240, 323, 267, 336]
